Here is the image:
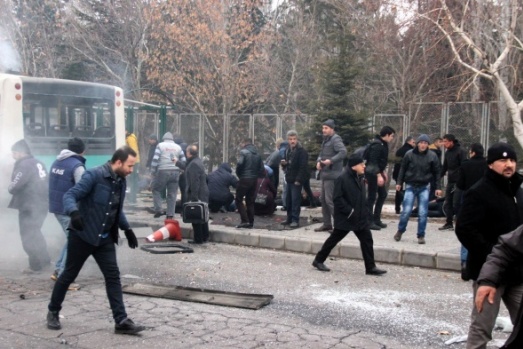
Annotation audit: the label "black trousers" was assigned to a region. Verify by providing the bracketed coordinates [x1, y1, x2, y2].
[19, 209, 51, 271]
[366, 173, 387, 222]
[209, 193, 234, 212]
[315, 228, 376, 271]
[192, 222, 209, 243]
[48, 232, 127, 323]
[395, 189, 404, 213]
[235, 178, 257, 224]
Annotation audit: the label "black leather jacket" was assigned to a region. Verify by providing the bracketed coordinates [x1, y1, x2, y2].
[236, 144, 264, 179]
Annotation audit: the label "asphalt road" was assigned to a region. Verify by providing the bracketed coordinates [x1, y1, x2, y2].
[0, 210, 513, 348]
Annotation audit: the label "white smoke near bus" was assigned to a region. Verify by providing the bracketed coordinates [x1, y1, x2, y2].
[0, 30, 21, 73]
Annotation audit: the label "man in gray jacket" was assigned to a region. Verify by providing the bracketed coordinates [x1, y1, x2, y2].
[393, 134, 442, 244]
[314, 119, 347, 233]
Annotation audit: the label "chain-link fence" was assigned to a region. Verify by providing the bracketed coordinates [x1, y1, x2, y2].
[126, 108, 310, 171]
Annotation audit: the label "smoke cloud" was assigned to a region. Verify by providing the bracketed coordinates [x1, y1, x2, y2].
[0, 28, 21, 73]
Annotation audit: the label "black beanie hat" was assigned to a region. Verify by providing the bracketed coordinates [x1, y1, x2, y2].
[67, 137, 85, 154]
[487, 142, 517, 164]
[348, 153, 364, 167]
[11, 139, 31, 155]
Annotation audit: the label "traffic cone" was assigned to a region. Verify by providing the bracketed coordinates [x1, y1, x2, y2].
[146, 219, 182, 242]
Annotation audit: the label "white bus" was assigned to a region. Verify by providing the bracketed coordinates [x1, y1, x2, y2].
[0, 73, 126, 171]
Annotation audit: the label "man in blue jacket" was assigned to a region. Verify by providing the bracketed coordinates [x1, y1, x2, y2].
[46, 146, 144, 335]
[48, 137, 86, 284]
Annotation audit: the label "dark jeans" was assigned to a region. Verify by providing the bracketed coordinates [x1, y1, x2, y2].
[235, 178, 257, 224]
[48, 232, 127, 323]
[19, 209, 50, 271]
[443, 182, 462, 225]
[366, 173, 387, 222]
[302, 177, 316, 207]
[315, 228, 376, 271]
[209, 193, 234, 212]
[192, 222, 209, 243]
[285, 182, 303, 223]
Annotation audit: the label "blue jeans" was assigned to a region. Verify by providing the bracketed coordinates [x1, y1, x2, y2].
[49, 232, 127, 323]
[54, 214, 71, 276]
[286, 182, 303, 223]
[397, 184, 429, 238]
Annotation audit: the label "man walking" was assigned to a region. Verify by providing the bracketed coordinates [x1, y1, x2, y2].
[456, 142, 523, 349]
[48, 137, 86, 286]
[314, 119, 347, 233]
[8, 139, 51, 273]
[235, 139, 264, 228]
[312, 154, 386, 276]
[151, 132, 186, 219]
[439, 134, 467, 230]
[46, 146, 144, 334]
[366, 126, 395, 230]
[392, 136, 415, 214]
[185, 144, 210, 244]
[393, 134, 442, 244]
[280, 130, 309, 228]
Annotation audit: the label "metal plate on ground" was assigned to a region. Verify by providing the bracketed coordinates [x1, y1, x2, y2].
[123, 282, 273, 310]
[140, 243, 194, 254]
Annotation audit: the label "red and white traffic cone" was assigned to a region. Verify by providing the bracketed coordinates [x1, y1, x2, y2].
[146, 219, 182, 242]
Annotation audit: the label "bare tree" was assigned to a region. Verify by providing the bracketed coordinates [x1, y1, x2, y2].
[419, 0, 523, 146]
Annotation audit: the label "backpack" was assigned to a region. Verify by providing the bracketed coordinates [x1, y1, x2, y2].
[353, 143, 371, 161]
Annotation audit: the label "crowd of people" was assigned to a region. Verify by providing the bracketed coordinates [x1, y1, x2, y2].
[7, 120, 523, 347]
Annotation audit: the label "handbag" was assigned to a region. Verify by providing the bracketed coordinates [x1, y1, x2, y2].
[254, 178, 268, 205]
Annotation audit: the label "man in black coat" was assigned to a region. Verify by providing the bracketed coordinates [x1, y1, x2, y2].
[392, 136, 415, 214]
[311, 154, 387, 276]
[208, 163, 238, 213]
[365, 126, 395, 230]
[456, 142, 488, 280]
[280, 130, 308, 228]
[439, 134, 467, 230]
[185, 144, 210, 244]
[456, 142, 523, 348]
[235, 139, 264, 229]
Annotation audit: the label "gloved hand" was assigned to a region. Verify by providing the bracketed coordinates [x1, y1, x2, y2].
[124, 229, 139, 249]
[70, 210, 84, 231]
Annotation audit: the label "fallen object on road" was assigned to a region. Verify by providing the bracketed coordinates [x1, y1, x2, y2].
[123, 282, 273, 310]
[140, 243, 194, 254]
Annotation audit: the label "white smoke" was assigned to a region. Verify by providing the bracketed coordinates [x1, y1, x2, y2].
[0, 29, 21, 73]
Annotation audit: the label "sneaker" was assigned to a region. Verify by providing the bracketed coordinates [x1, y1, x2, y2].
[236, 223, 253, 229]
[418, 236, 426, 244]
[114, 318, 146, 335]
[68, 283, 81, 291]
[289, 222, 299, 228]
[439, 223, 453, 231]
[50, 270, 59, 281]
[47, 311, 61, 330]
[393, 231, 402, 242]
[375, 221, 387, 228]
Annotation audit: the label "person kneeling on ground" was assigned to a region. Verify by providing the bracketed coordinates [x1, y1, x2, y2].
[312, 153, 387, 276]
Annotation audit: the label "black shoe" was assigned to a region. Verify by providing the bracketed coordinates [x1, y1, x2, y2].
[366, 267, 387, 276]
[47, 311, 61, 330]
[461, 263, 470, 281]
[439, 223, 454, 231]
[289, 222, 299, 228]
[281, 207, 287, 211]
[236, 223, 253, 229]
[281, 221, 291, 226]
[115, 318, 146, 335]
[314, 225, 333, 232]
[369, 223, 382, 231]
[375, 221, 387, 228]
[153, 211, 166, 218]
[188, 240, 203, 244]
[312, 260, 330, 272]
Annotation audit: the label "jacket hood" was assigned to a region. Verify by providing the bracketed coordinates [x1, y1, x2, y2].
[219, 162, 232, 173]
[244, 144, 258, 154]
[162, 132, 174, 141]
[57, 149, 82, 161]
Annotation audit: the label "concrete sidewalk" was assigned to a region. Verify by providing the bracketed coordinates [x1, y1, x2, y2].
[126, 196, 463, 272]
